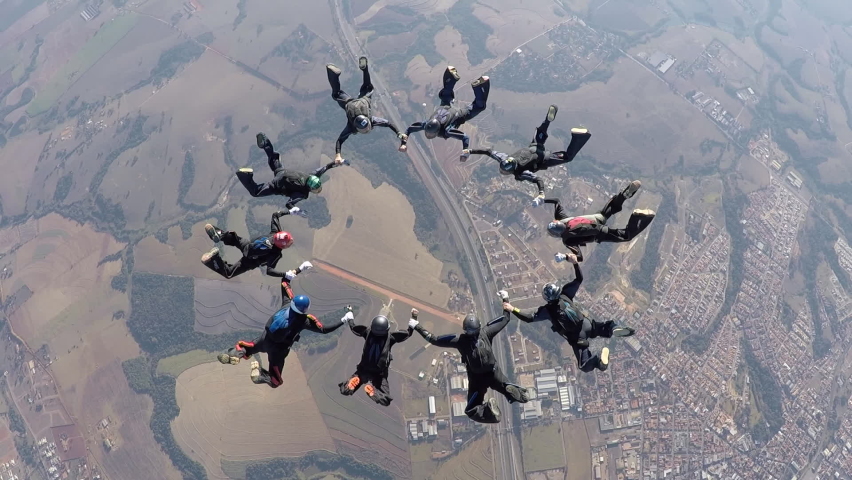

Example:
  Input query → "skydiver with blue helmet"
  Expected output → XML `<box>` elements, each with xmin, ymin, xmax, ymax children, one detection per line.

<box><xmin>338</xmin><ymin>308</ymin><xmax>416</xmax><ymax>406</ymax></box>
<box><xmin>409</xmin><ymin>307</ymin><xmax>529</xmax><ymax>424</ymax></box>
<box><xmin>468</xmin><ymin>105</ymin><xmax>591</xmax><ymax>205</ymax></box>
<box><xmin>326</xmin><ymin>57</ymin><xmax>407</xmax><ymax>162</ymax></box>
<box><xmin>501</xmin><ymin>257</ymin><xmax>635</xmax><ymax>373</ymax></box>
<box><xmin>217</xmin><ymin>261</ymin><xmax>345</xmax><ymax>388</ymax></box>
<box><xmin>399</xmin><ymin>66</ymin><xmax>490</xmax><ymax>161</ymax></box>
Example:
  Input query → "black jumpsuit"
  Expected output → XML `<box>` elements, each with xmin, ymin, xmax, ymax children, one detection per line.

<box><xmin>327</xmin><ymin>64</ymin><xmax>401</xmax><ymax>156</ymax></box>
<box><xmin>402</xmin><ymin>68</ymin><xmax>490</xmax><ymax>150</ymax></box>
<box><xmin>236</xmin><ymin>279</ymin><xmax>343</xmax><ymax>388</ymax></box>
<box><xmin>548</xmin><ymin>193</ymin><xmax>654</xmax><ymax>249</ymax></box>
<box><xmin>413</xmin><ymin>311</ymin><xmax>527</xmax><ymax>423</ymax></box>
<box><xmin>236</xmin><ymin>136</ymin><xmax>340</xmax><ymax>209</ymax></box>
<box><xmin>338</xmin><ymin>322</ymin><xmax>413</xmax><ymax>406</ymax></box>
<box><xmin>510</xmin><ymin>263</ymin><xmax>614</xmax><ymax>372</ymax></box>
<box><xmin>203</xmin><ymin>211</ymin><xmax>292</xmax><ymax>279</ymax></box>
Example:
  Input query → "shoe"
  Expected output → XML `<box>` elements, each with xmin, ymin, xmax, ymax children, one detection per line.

<box><xmin>612</xmin><ymin>325</ymin><xmax>636</xmax><ymax>337</ymax></box>
<box><xmin>358</xmin><ymin>56</ymin><xmax>368</xmax><ymax>71</ymax></box>
<box><xmin>217</xmin><ymin>346</ymin><xmax>245</xmax><ymax>365</ymax></box>
<box><xmin>633</xmin><ymin>208</ymin><xmax>656</xmax><ymax>217</ymax></box>
<box><xmin>238</xmin><ymin>167</ymin><xmax>253</xmax><ymax>174</ymax></box>
<box><xmin>446</xmin><ymin>66</ymin><xmax>460</xmax><ymax>80</ymax></box>
<box><xmin>201</xmin><ymin>247</ymin><xmax>220</xmax><ymax>264</ymax></box>
<box><xmin>205</xmin><ymin>224</ymin><xmax>224</xmax><ymax>243</ymax></box>
<box><xmin>599</xmin><ymin>348</ymin><xmax>610</xmax><ymax>371</ymax></box>
<box><xmin>347</xmin><ymin>376</ymin><xmax>361</xmax><ymax>390</ymax></box>
<box><xmin>505</xmin><ymin>384</ymin><xmax>530</xmax><ymax>403</ymax></box>
<box><xmin>487</xmin><ymin>397</ymin><xmax>501</xmax><ymax>422</ymax></box>
<box><xmin>546</xmin><ymin>104</ymin><xmax>558</xmax><ymax>122</ymax></box>
<box><xmin>571</xmin><ymin>127</ymin><xmax>589</xmax><ymax>135</ymax></box>
<box><xmin>364</xmin><ymin>384</ymin><xmax>375</xmax><ymax>397</ymax></box>
<box><xmin>471</xmin><ymin>76</ymin><xmax>489</xmax><ymax>87</ymax></box>
<box><xmin>256</xmin><ymin>133</ymin><xmax>271</xmax><ymax>150</ymax></box>
<box><xmin>249</xmin><ymin>361</ymin><xmax>261</xmax><ymax>382</ymax></box>
<box><xmin>326</xmin><ymin>63</ymin><xmax>341</xmax><ymax>75</ymax></box>
<box><xmin>622</xmin><ymin>180</ymin><xmax>641</xmax><ymax>199</ymax></box>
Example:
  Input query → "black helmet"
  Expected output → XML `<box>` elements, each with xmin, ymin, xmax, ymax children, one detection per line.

<box><xmin>354</xmin><ymin>115</ymin><xmax>372</xmax><ymax>133</ymax></box>
<box><xmin>499</xmin><ymin>157</ymin><xmax>516</xmax><ymax>175</ymax></box>
<box><xmin>370</xmin><ymin>315</ymin><xmax>389</xmax><ymax>335</ymax></box>
<box><xmin>542</xmin><ymin>283</ymin><xmax>560</xmax><ymax>302</ymax></box>
<box><xmin>462</xmin><ymin>314</ymin><xmax>481</xmax><ymax>336</ymax></box>
<box><xmin>424</xmin><ymin>118</ymin><xmax>441</xmax><ymax>139</ymax></box>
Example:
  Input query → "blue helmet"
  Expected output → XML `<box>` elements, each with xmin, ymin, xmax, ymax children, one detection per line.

<box><xmin>499</xmin><ymin>157</ymin><xmax>516</xmax><ymax>175</ymax></box>
<box><xmin>292</xmin><ymin>295</ymin><xmax>310</xmax><ymax>314</ymax></box>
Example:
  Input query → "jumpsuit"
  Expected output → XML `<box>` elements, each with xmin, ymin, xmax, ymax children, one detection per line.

<box><xmin>203</xmin><ymin>211</ymin><xmax>292</xmax><ymax>279</ymax></box>
<box><xmin>548</xmin><ymin>192</ymin><xmax>654</xmax><ymax>248</ymax></box>
<box><xmin>338</xmin><ymin>323</ymin><xmax>413</xmax><ymax>406</ymax></box>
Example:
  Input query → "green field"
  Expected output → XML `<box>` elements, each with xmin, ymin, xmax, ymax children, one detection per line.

<box><xmin>522</xmin><ymin>423</ymin><xmax>566</xmax><ymax>473</ymax></box>
<box><xmin>156</xmin><ymin>349</ymin><xmax>216</xmax><ymax>377</ymax></box>
<box><xmin>0</xmin><ymin>0</ymin><xmax>45</xmax><ymax>33</ymax></box>
<box><xmin>27</xmin><ymin>13</ymin><xmax>139</xmax><ymax>115</ymax></box>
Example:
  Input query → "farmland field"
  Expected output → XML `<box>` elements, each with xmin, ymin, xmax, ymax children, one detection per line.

<box><xmin>156</xmin><ymin>350</ymin><xmax>217</xmax><ymax>377</ymax></box>
<box><xmin>522</xmin><ymin>423</ymin><xmax>566</xmax><ymax>473</ymax></box>
<box><xmin>427</xmin><ymin>434</ymin><xmax>494</xmax><ymax>480</ymax></box>
<box><xmin>562</xmin><ymin>420</ymin><xmax>592</xmax><ymax>480</ymax></box>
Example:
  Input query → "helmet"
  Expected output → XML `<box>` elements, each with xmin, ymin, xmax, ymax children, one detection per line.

<box><xmin>354</xmin><ymin>115</ymin><xmax>372</xmax><ymax>133</ymax></box>
<box><xmin>542</xmin><ymin>283</ymin><xmax>560</xmax><ymax>302</ymax></box>
<box><xmin>462</xmin><ymin>314</ymin><xmax>481</xmax><ymax>336</ymax></box>
<box><xmin>547</xmin><ymin>221</ymin><xmax>566</xmax><ymax>238</ymax></box>
<box><xmin>306</xmin><ymin>175</ymin><xmax>322</xmax><ymax>193</ymax></box>
<box><xmin>272</xmin><ymin>231</ymin><xmax>293</xmax><ymax>249</ymax></box>
<box><xmin>424</xmin><ymin>118</ymin><xmax>441</xmax><ymax>139</ymax></box>
<box><xmin>499</xmin><ymin>157</ymin><xmax>516</xmax><ymax>175</ymax></box>
<box><xmin>370</xmin><ymin>315</ymin><xmax>390</xmax><ymax>335</ymax></box>
<box><xmin>291</xmin><ymin>295</ymin><xmax>310</xmax><ymax>314</ymax></box>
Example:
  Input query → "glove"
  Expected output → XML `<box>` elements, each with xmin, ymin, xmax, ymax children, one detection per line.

<box><xmin>299</xmin><ymin>261</ymin><xmax>313</xmax><ymax>271</ymax></box>
<box><xmin>398</xmin><ymin>144</ymin><xmax>408</xmax><ymax>152</ymax></box>
<box><xmin>398</xmin><ymin>133</ymin><xmax>408</xmax><ymax>141</ymax></box>
<box><xmin>497</xmin><ymin>290</ymin><xmax>509</xmax><ymax>301</ymax></box>
<box><xmin>532</xmin><ymin>195</ymin><xmax>544</xmax><ymax>207</ymax></box>
<box><xmin>342</xmin><ymin>158</ymin><xmax>351</xmax><ymax>166</ymax></box>
<box><xmin>288</xmin><ymin>206</ymin><xmax>301</xmax><ymax>215</ymax></box>
<box><xmin>460</xmin><ymin>149</ymin><xmax>470</xmax><ymax>161</ymax></box>
<box><xmin>555</xmin><ymin>253</ymin><xmax>568</xmax><ymax>263</ymax></box>
<box><xmin>346</xmin><ymin>305</ymin><xmax>353</xmax><ymax>312</ymax></box>
<box><xmin>408</xmin><ymin>318</ymin><xmax>419</xmax><ymax>329</ymax></box>
<box><xmin>343</xmin><ymin>311</ymin><xmax>355</xmax><ymax>322</ymax></box>
<box><xmin>410</xmin><ymin>308</ymin><xmax>419</xmax><ymax>319</ymax></box>
<box><xmin>284</xmin><ymin>270</ymin><xmax>297</xmax><ymax>281</ymax></box>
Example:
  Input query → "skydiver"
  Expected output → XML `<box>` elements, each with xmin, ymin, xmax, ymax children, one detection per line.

<box><xmin>399</xmin><ymin>66</ymin><xmax>490</xmax><ymax>161</ymax></box>
<box><xmin>501</xmin><ymin>257</ymin><xmax>635</xmax><ymax>373</ymax></box>
<box><xmin>468</xmin><ymin>105</ymin><xmax>591</xmax><ymax>205</ymax></box>
<box><xmin>338</xmin><ymin>308</ymin><xmax>415</xmax><ymax>406</ymax></box>
<box><xmin>409</xmin><ymin>309</ymin><xmax>529</xmax><ymax>424</ymax></box>
<box><xmin>546</xmin><ymin>180</ymin><xmax>655</xmax><ymax>262</ymax></box>
<box><xmin>326</xmin><ymin>57</ymin><xmax>407</xmax><ymax>162</ymax></box>
<box><xmin>217</xmin><ymin>261</ymin><xmax>346</xmax><ymax>388</ymax></box>
<box><xmin>236</xmin><ymin>132</ymin><xmax>346</xmax><ymax>209</ymax></box>
<box><xmin>201</xmin><ymin>208</ymin><xmax>298</xmax><ymax>279</ymax></box>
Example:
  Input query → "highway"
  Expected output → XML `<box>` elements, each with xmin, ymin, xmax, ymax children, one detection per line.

<box><xmin>328</xmin><ymin>2</ymin><xmax>522</xmax><ymax>478</ymax></box>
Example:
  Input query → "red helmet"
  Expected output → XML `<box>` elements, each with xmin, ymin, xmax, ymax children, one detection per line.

<box><xmin>272</xmin><ymin>231</ymin><xmax>293</xmax><ymax>249</ymax></box>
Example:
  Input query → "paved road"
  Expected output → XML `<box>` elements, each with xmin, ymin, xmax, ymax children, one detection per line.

<box><xmin>327</xmin><ymin>3</ymin><xmax>522</xmax><ymax>478</ymax></box>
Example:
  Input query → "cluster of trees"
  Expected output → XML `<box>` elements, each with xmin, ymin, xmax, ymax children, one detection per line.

<box><xmin>630</xmin><ymin>189</ymin><xmax>677</xmax><ymax>293</ymax></box>
<box><xmin>265</xmin><ymin>24</ymin><xmax>319</xmax><ymax>63</ymax></box>
<box><xmin>126</xmin><ymin>41</ymin><xmax>206</xmax><ymax>93</ymax></box>
<box><xmin>741</xmin><ymin>339</ymin><xmax>784</xmax><ymax>444</ymax></box>
<box><xmin>447</xmin><ymin>0</ymin><xmax>494</xmax><ymax>66</ymax></box>
<box><xmin>245</xmin><ymin>451</ymin><xmax>393</xmax><ymax>480</ymax></box>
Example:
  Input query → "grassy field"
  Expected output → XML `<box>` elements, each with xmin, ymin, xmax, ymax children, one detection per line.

<box><xmin>522</xmin><ymin>423</ymin><xmax>566</xmax><ymax>473</ymax></box>
<box><xmin>156</xmin><ymin>350</ymin><xmax>216</xmax><ymax>377</ymax></box>
<box><xmin>27</xmin><ymin>13</ymin><xmax>139</xmax><ymax>115</ymax></box>
<box><xmin>427</xmin><ymin>434</ymin><xmax>493</xmax><ymax>480</ymax></box>
<box><xmin>0</xmin><ymin>0</ymin><xmax>45</xmax><ymax>33</ymax></box>
<box><xmin>562</xmin><ymin>420</ymin><xmax>592</xmax><ymax>480</ymax></box>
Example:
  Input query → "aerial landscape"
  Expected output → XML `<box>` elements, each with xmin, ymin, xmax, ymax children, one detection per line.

<box><xmin>2</xmin><ymin>0</ymin><xmax>852</xmax><ymax>479</ymax></box>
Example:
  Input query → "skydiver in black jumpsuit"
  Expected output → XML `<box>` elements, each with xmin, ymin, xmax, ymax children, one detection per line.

<box><xmin>410</xmin><ymin>310</ymin><xmax>529</xmax><ymax>423</ymax></box>
<box><xmin>326</xmin><ymin>56</ymin><xmax>407</xmax><ymax>162</ymax></box>
<box><xmin>400</xmin><ymin>66</ymin><xmax>490</xmax><ymax>161</ymax></box>
<box><xmin>546</xmin><ymin>180</ymin><xmax>655</xmax><ymax>263</ymax></box>
<box><xmin>201</xmin><ymin>210</ymin><xmax>296</xmax><ymax>279</ymax></box>
<box><xmin>501</xmin><ymin>260</ymin><xmax>635</xmax><ymax>373</ymax></box>
<box><xmin>217</xmin><ymin>263</ymin><xmax>345</xmax><ymax>388</ymax></box>
<box><xmin>468</xmin><ymin>105</ymin><xmax>591</xmax><ymax>204</ymax></box>
<box><xmin>236</xmin><ymin>132</ymin><xmax>345</xmax><ymax>209</ymax></box>
<box><xmin>338</xmin><ymin>308</ymin><xmax>415</xmax><ymax>406</ymax></box>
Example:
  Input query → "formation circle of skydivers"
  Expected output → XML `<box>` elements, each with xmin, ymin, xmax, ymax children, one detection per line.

<box><xmin>201</xmin><ymin>57</ymin><xmax>657</xmax><ymax>424</ymax></box>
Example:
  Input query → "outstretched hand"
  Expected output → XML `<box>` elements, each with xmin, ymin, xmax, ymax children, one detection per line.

<box><xmin>497</xmin><ymin>290</ymin><xmax>509</xmax><ymax>301</ymax></box>
<box><xmin>299</xmin><ymin>261</ymin><xmax>313</xmax><ymax>272</ymax></box>
<box><xmin>502</xmin><ymin>302</ymin><xmax>514</xmax><ymax>312</ymax></box>
<box><xmin>408</xmin><ymin>318</ymin><xmax>419</xmax><ymax>329</ymax></box>
<box><xmin>459</xmin><ymin>149</ymin><xmax>470</xmax><ymax>161</ymax></box>
<box><xmin>554</xmin><ymin>253</ymin><xmax>567</xmax><ymax>263</ymax></box>
<box><xmin>284</xmin><ymin>270</ymin><xmax>297</xmax><ymax>281</ymax></box>
<box><xmin>398</xmin><ymin>144</ymin><xmax>408</xmax><ymax>152</ymax></box>
<box><xmin>342</xmin><ymin>311</ymin><xmax>355</xmax><ymax>322</ymax></box>
<box><xmin>531</xmin><ymin>195</ymin><xmax>544</xmax><ymax>207</ymax></box>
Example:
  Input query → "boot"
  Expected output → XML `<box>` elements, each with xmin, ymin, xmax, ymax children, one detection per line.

<box><xmin>446</xmin><ymin>66</ymin><xmax>460</xmax><ymax>81</ymax></box>
<box><xmin>250</xmin><ymin>360</ymin><xmax>262</xmax><ymax>383</ymax></box>
<box><xmin>633</xmin><ymin>208</ymin><xmax>655</xmax><ymax>217</ymax></box>
<box><xmin>346</xmin><ymin>375</ymin><xmax>360</xmax><ymax>391</ymax></box>
<box><xmin>358</xmin><ymin>56</ymin><xmax>368</xmax><ymax>71</ymax></box>
<box><xmin>237</xmin><ymin>167</ymin><xmax>253</xmax><ymax>175</ymax></box>
<box><xmin>205</xmin><ymin>224</ymin><xmax>224</xmax><ymax>243</ymax></box>
<box><xmin>612</xmin><ymin>325</ymin><xmax>636</xmax><ymax>337</ymax></box>
<box><xmin>217</xmin><ymin>345</ymin><xmax>246</xmax><ymax>365</ymax></box>
<box><xmin>621</xmin><ymin>180</ymin><xmax>641</xmax><ymax>199</ymax></box>
<box><xmin>326</xmin><ymin>63</ymin><xmax>342</xmax><ymax>76</ymax></box>
<box><xmin>505</xmin><ymin>384</ymin><xmax>530</xmax><ymax>403</ymax></box>
<box><xmin>201</xmin><ymin>247</ymin><xmax>220</xmax><ymax>265</ymax></box>
<box><xmin>598</xmin><ymin>348</ymin><xmax>610</xmax><ymax>371</ymax></box>
<box><xmin>546</xmin><ymin>104</ymin><xmax>558</xmax><ymax>122</ymax></box>
<box><xmin>487</xmin><ymin>397</ymin><xmax>501</xmax><ymax>422</ymax></box>
<box><xmin>471</xmin><ymin>75</ymin><xmax>489</xmax><ymax>87</ymax></box>
<box><xmin>256</xmin><ymin>132</ymin><xmax>271</xmax><ymax>150</ymax></box>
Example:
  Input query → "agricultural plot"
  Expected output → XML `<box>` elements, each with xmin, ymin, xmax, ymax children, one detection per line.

<box><xmin>562</xmin><ymin>420</ymin><xmax>592</xmax><ymax>480</ymax></box>
<box><xmin>156</xmin><ymin>350</ymin><xmax>216</xmax><ymax>377</ymax></box>
<box><xmin>522</xmin><ymin>423</ymin><xmax>566</xmax><ymax>473</ymax></box>
<box><xmin>427</xmin><ymin>434</ymin><xmax>494</xmax><ymax>480</ymax></box>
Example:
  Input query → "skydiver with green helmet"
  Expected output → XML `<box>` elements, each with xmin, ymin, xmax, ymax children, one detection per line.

<box><xmin>236</xmin><ymin>132</ymin><xmax>346</xmax><ymax>209</ymax></box>
<box><xmin>468</xmin><ymin>105</ymin><xmax>591</xmax><ymax>205</ymax></box>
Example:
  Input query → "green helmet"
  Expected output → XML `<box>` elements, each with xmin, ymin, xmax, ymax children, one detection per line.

<box><xmin>306</xmin><ymin>175</ymin><xmax>322</xmax><ymax>192</ymax></box>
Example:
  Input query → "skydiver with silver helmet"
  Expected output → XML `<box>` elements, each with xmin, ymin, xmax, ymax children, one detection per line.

<box><xmin>326</xmin><ymin>57</ymin><xmax>407</xmax><ymax>162</ymax></box>
<box><xmin>501</xmin><ymin>257</ymin><xmax>635</xmax><ymax>373</ymax></box>
<box><xmin>409</xmin><ymin>306</ymin><xmax>528</xmax><ymax>424</ymax></box>
<box><xmin>201</xmin><ymin>209</ymin><xmax>298</xmax><ymax>279</ymax></box>
<box><xmin>338</xmin><ymin>308</ymin><xmax>416</xmax><ymax>406</ymax></box>
<box><xmin>235</xmin><ymin>132</ymin><xmax>346</xmax><ymax>209</ymax></box>
<box><xmin>400</xmin><ymin>66</ymin><xmax>490</xmax><ymax>161</ymax></box>
<box><xmin>217</xmin><ymin>261</ymin><xmax>346</xmax><ymax>388</ymax></box>
<box><xmin>468</xmin><ymin>104</ymin><xmax>591</xmax><ymax>205</ymax></box>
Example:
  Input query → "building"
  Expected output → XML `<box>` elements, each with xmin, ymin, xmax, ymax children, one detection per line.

<box><xmin>625</xmin><ymin>337</ymin><xmax>642</xmax><ymax>353</ymax></box>
<box><xmin>648</xmin><ymin>51</ymin><xmax>668</xmax><ymax>68</ymax></box>
<box><xmin>450</xmin><ymin>375</ymin><xmax>468</xmax><ymax>391</ymax></box>
<box><xmin>535</xmin><ymin>368</ymin><xmax>558</xmax><ymax>396</ymax></box>
<box><xmin>559</xmin><ymin>386</ymin><xmax>572</xmax><ymax>410</ymax></box>
<box><xmin>658</xmin><ymin>57</ymin><xmax>676</xmax><ymax>74</ymax></box>
<box><xmin>452</xmin><ymin>401</ymin><xmax>467</xmax><ymax>417</ymax></box>
<box><xmin>79</xmin><ymin>4</ymin><xmax>100</xmax><ymax>21</ymax></box>
<box><xmin>521</xmin><ymin>400</ymin><xmax>542</xmax><ymax>421</ymax></box>
<box><xmin>428</xmin><ymin>396</ymin><xmax>436</xmax><ymax>416</ymax></box>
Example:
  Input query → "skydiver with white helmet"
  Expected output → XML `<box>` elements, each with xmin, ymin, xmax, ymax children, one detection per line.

<box><xmin>201</xmin><ymin>209</ymin><xmax>298</xmax><ymax>279</ymax></box>
<box><xmin>236</xmin><ymin>132</ymin><xmax>345</xmax><ymax>209</ymax></box>
<box><xmin>409</xmin><ymin>307</ymin><xmax>528</xmax><ymax>423</ymax></box>
<box><xmin>338</xmin><ymin>308</ymin><xmax>416</xmax><ymax>406</ymax></box>
<box><xmin>217</xmin><ymin>261</ymin><xmax>346</xmax><ymax>388</ymax></box>
<box><xmin>326</xmin><ymin>57</ymin><xmax>407</xmax><ymax>162</ymax></box>
<box><xmin>546</xmin><ymin>180</ymin><xmax>655</xmax><ymax>262</ymax></box>
<box><xmin>501</xmin><ymin>256</ymin><xmax>635</xmax><ymax>373</ymax></box>
<box><xmin>468</xmin><ymin>105</ymin><xmax>591</xmax><ymax>205</ymax></box>
<box><xmin>399</xmin><ymin>66</ymin><xmax>490</xmax><ymax>161</ymax></box>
